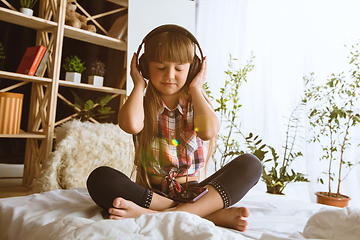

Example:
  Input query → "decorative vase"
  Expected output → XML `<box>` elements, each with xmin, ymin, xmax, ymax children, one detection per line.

<box><xmin>315</xmin><ymin>191</ymin><xmax>351</xmax><ymax>208</ymax></box>
<box><xmin>0</xmin><ymin>92</ymin><xmax>23</xmax><ymax>134</ymax></box>
<box><xmin>88</xmin><ymin>75</ymin><xmax>104</xmax><ymax>87</ymax></box>
<box><xmin>65</xmin><ymin>72</ymin><xmax>81</xmax><ymax>83</ymax></box>
<box><xmin>20</xmin><ymin>8</ymin><xmax>33</xmax><ymax>16</ymax></box>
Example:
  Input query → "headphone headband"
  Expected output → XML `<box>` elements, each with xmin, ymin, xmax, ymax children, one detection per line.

<box><xmin>136</xmin><ymin>24</ymin><xmax>203</xmax><ymax>81</ymax></box>
<box><xmin>143</xmin><ymin>24</ymin><xmax>200</xmax><ymax>46</ymax></box>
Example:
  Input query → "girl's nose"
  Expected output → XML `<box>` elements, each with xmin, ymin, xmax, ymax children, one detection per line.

<box><xmin>166</xmin><ymin>68</ymin><xmax>176</xmax><ymax>80</ymax></box>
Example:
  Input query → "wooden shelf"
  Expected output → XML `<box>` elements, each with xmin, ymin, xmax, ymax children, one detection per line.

<box><xmin>0</xmin><ymin>7</ymin><xmax>126</xmax><ymax>51</ymax></box>
<box><xmin>0</xmin><ymin>70</ymin><xmax>52</xmax><ymax>84</ymax></box>
<box><xmin>0</xmin><ymin>7</ymin><xmax>57</xmax><ymax>30</ymax></box>
<box><xmin>0</xmin><ymin>130</ymin><xmax>46</xmax><ymax>139</ymax></box>
<box><xmin>59</xmin><ymin>80</ymin><xmax>126</xmax><ymax>94</ymax></box>
<box><xmin>64</xmin><ymin>25</ymin><xmax>126</xmax><ymax>51</ymax></box>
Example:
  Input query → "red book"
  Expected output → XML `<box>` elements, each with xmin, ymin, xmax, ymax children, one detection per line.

<box><xmin>16</xmin><ymin>45</ymin><xmax>47</xmax><ymax>76</ymax></box>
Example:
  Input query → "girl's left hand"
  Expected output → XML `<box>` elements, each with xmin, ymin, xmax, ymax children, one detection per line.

<box><xmin>189</xmin><ymin>57</ymin><xmax>207</xmax><ymax>91</ymax></box>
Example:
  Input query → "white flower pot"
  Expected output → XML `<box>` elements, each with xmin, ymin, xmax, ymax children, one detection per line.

<box><xmin>20</xmin><ymin>8</ymin><xmax>33</xmax><ymax>16</ymax></box>
<box><xmin>65</xmin><ymin>72</ymin><xmax>81</xmax><ymax>83</ymax></box>
<box><xmin>88</xmin><ymin>76</ymin><xmax>104</xmax><ymax>87</ymax></box>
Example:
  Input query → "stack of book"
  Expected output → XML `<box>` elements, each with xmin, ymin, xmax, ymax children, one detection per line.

<box><xmin>16</xmin><ymin>45</ymin><xmax>51</xmax><ymax>76</ymax></box>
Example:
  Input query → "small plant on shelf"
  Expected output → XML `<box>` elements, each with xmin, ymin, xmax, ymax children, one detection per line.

<box><xmin>70</xmin><ymin>90</ymin><xmax>115</xmax><ymax>121</ymax></box>
<box><xmin>63</xmin><ymin>55</ymin><xmax>86</xmax><ymax>74</ymax></box>
<box><xmin>63</xmin><ymin>55</ymin><xmax>85</xmax><ymax>83</ymax></box>
<box><xmin>20</xmin><ymin>0</ymin><xmax>38</xmax><ymax>9</ymax></box>
<box><xmin>90</xmin><ymin>60</ymin><xmax>106</xmax><ymax>77</ymax></box>
<box><xmin>88</xmin><ymin>60</ymin><xmax>106</xmax><ymax>86</ymax></box>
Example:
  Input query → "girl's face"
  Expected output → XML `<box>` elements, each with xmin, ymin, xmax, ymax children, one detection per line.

<box><xmin>148</xmin><ymin>61</ymin><xmax>191</xmax><ymax>97</ymax></box>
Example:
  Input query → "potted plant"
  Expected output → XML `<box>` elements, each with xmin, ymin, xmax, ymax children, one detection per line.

<box><xmin>63</xmin><ymin>55</ymin><xmax>85</xmax><ymax>84</ymax></box>
<box><xmin>20</xmin><ymin>0</ymin><xmax>38</xmax><ymax>16</ymax></box>
<box><xmin>303</xmin><ymin>43</ymin><xmax>360</xmax><ymax>207</ymax></box>
<box><xmin>204</xmin><ymin>54</ymin><xmax>309</xmax><ymax>194</ymax></box>
<box><xmin>88</xmin><ymin>60</ymin><xmax>106</xmax><ymax>87</ymax></box>
<box><xmin>69</xmin><ymin>90</ymin><xmax>115</xmax><ymax>121</ymax></box>
<box><xmin>258</xmin><ymin>101</ymin><xmax>309</xmax><ymax>194</ymax></box>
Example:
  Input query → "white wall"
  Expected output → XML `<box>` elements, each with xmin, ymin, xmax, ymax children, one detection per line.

<box><xmin>127</xmin><ymin>0</ymin><xmax>195</xmax><ymax>95</ymax></box>
<box><xmin>196</xmin><ymin>0</ymin><xmax>360</xmax><ymax>208</ymax></box>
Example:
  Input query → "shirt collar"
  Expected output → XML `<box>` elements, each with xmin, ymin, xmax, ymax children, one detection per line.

<box><xmin>159</xmin><ymin>97</ymin><xmax>186</xmax><ymax>115</ymax></box>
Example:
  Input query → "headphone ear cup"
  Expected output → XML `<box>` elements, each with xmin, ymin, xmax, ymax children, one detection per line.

<box><xmin>187</xmin><ymin>56</ymin><xmax>201</xmax><ymax>82</ymax></box>
<box><xmin>138</xmin><ymin>55</ymin><xmax>149</xmax><ymax>79</ymax></box>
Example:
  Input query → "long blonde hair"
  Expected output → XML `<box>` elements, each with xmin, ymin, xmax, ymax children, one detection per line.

<box><xmin>134</xmin><ymin>31</ymin><xmax>215</xmax><ymax>189</ymax></box>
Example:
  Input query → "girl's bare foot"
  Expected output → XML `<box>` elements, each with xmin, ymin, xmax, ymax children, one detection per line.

<box><xmin>205</xmin><ymin>207</ymin><xmax>250</xmax><ymax>232</ymax></box>
<box><xmin>109</xmin><ymin>197</ymin><xmax>157</xmax><ymax>219</ymax></box>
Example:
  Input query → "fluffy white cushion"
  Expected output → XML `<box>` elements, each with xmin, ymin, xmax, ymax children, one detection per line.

<box><xmin>31</xmin><ymin>120</ymin><xmax>135</xmax><ymax>192</ymax></box>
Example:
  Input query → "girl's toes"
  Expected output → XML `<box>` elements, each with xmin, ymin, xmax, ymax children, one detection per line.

<box><xmin>240</xmin><ymin>207</ymin><xmax>250</xmax><ymax>218</ymax></box>
<box><xmin>113</xmin><ymin>197</ymin><xmax>126</xmax><ymax>209</ymax></box>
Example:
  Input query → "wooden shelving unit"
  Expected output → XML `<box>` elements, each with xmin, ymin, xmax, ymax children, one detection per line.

<box><xmin>0</xmin><ymin>0</ymin><xmax>128</xmax><ymax>188</ymax></box>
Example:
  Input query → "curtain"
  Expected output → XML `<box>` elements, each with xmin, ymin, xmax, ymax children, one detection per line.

<box><xmin>196</xmin><ymin>0</ymin><xmax>360</xmax><ymax>207</ymax></box>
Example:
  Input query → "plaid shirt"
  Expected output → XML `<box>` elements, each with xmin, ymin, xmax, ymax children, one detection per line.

<box><xmin>134</xmin><ymin>97</ymin><xmax>205</xmax><ymax>198</ymax></box>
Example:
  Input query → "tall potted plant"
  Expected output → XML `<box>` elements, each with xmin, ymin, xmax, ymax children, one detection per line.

<box><xmin>303</xmin><ymin>43</ymin><xmax>360</xmax><ymax>207</ymax></box>
<box><xmin>63</xmin><ymin>55</ymin><xmax>85</xmax><ymax>84</ymax></box>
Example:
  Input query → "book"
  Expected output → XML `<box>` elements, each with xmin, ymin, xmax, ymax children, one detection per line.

<box><xmin>107</xmin><ymin>14</ymin><xmax>128</xmax><ymax>41</ymax></box>
<box><xmin>16</xmin><ymin>45</ymin><xmax>47</xmax><ymax>76</ymax></box>
<box><xmin>34</xmin><ymin>49</ymin><xmax>51</xmax><ymax>76</ymax></box>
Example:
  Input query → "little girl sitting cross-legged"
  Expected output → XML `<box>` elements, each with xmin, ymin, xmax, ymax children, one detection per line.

<box><xmin>86</xmin><ymin>24</ymin><xmax>262</xmax><ymax>232</ymax></box>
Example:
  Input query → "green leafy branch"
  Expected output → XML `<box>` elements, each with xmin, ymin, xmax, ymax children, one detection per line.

<box><xmin>70</xmin><ymin>89</ymin><xmax>115</xmax><ymax>121</ymax></box>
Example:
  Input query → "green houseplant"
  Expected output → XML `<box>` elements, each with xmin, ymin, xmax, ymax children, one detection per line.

<box><xmin>88</xmin><ymin>60</ymin><xmax>106</xmax><ymax>87</ymax></box>
<box><xmin>259</xmin><ymin>101</ymin><xmax>309</xmax><ymax>194</ymax></box>
<box><xmin>20</xmin><ymin>0</ymin><xmax>38</xmax><ymax>16</ymax></box>
<box><xmin>303</xmin><ymin>43</ymin><xmax>360</xmax><ymax>207</ymax></box>
<box><xmin>63</xmin><ymin>55</ymin><xmax>86</xmax><ymax>84</ymax></box>
<box><xmin>69</xmin><ymin>90</ymin><xmax>115</xmax><ymax>121</ymax></box>
<box><xmin>205</xmin><ymin>54</ymin><xmax>309</xmax><ymax>195</ymax></box>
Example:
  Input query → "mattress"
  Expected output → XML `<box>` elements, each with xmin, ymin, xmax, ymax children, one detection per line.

<box><xmin>0</xmin><ymin>187</ymin><xmax>359</xmax><ymax>240</ymax></box>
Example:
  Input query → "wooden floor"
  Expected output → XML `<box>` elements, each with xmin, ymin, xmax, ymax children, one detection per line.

<box><xmin>0</xmin><ymin>185</ymin><xmax>30</xmax><ymax>198</ymax></box>
<box><xmin>0</xmin><ymin>163</ymin><xmax>30</xmax><ymax>198</ymax></box>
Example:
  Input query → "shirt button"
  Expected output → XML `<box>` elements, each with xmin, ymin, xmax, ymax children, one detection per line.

<box><xmin>171</xmin><ymin>132</ymin><xmax>175</xmax><ymax>136</ymax></box>
<box><xmin>169</xmin><ymin>113</ymin><xmax>174</xmax><ymax>116</ymax></box>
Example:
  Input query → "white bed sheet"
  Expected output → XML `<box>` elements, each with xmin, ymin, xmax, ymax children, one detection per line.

<box><xmin>0</xmin><ymin>188</ymin><xmax>359</xmax><ymax>240</ymax></box>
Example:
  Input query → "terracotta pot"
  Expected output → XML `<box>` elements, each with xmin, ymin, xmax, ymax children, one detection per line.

<box><xmin>315</xmin><ymin>191</ymin><xmax>351</xmax><ymax>208</ymax></box>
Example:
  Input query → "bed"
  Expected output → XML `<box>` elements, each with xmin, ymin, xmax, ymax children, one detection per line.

<box><xmin>1</xmin><ymin>187</ymin><xmax>360</xmax><ymax>240</ymax></box>
<box><xmin>1</xmin><ymin>121</ymin><xmax>359</xmax><ymax>240</ymax></box>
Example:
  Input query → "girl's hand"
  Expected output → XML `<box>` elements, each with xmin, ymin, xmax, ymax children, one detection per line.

<box><xmin>189</xmin><ymin>57</ymin><xmax>207</xmax><ymax>91</ymax></box>
<box><xmin>130</xmin><ymin>53</ymin><xmax>147</xmax><ymax>89</ymax></box>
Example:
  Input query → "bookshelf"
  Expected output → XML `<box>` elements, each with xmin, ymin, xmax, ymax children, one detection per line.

<box><xmin>0</xmin><ymin>0</ymin><xmax>128</xmax><ymax>187</ymax></box>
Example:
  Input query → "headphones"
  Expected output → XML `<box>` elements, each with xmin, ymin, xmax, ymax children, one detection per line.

<box><xmin>136</xmin><ymin>24</ymin><xmax>204</xmax><ymax>82</ymax></box>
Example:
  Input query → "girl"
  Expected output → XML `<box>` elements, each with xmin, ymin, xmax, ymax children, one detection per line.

<box><xmin>87</xmin><ymin>25</ymin><xmax>262</xmax><ymax>232</ymax></box>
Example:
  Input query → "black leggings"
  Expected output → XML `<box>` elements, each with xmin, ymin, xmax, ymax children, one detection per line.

<box><xmin>87</xmin><ymin>153</ymin><xmax>262</xmax><ymax>211</ymax></box>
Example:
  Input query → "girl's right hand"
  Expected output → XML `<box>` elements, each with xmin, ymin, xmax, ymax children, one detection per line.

<box><xmin>130</xmin><ymin>53</ymin><xmax>147</xmax><ymax>89</ymax></box>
